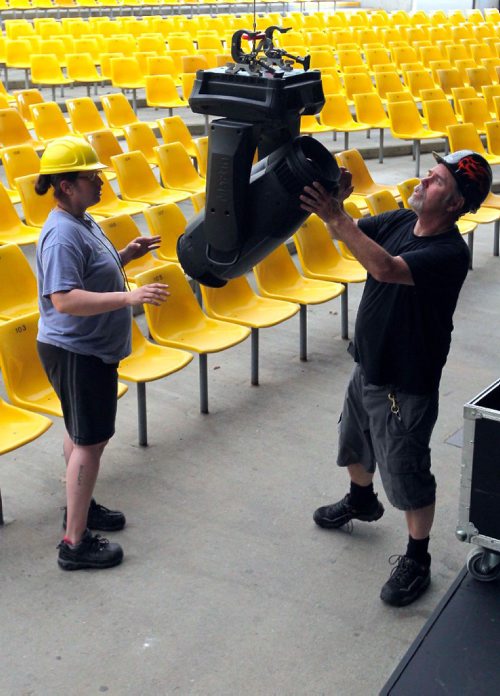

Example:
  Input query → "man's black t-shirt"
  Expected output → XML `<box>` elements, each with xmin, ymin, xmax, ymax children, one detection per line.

<box><xmin>353</xmin><ymin>209</ymin><xmax>470</xmax><ymax>394</ymax></box>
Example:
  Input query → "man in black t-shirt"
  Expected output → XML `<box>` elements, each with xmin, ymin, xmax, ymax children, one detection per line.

<box><xmin>300</xmin><ymin>150</ymin><xmax>492</xmax><ymax>607</ymax></box>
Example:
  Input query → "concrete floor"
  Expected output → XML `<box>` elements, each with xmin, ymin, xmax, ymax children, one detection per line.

<box><xmin>1</xmin><ymin>81</ymin><xmax>500</xmax><ymax>695</ymax></box>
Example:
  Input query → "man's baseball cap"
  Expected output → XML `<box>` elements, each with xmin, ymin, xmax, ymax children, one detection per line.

<box><xmin>432</xmin><ymin>150</ymin><xmax>492</xmax><ymax>214</ymax></box>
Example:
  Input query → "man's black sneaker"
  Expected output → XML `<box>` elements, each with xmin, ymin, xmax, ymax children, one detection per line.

<box><xmin>380</xmin><ymin>554</ymin><xmax>431</xmax><ymax>607</ymax></box>
<box><xmin>63</xmin><ymin>498</ymin><xmax>126</xmax><ymax>532</ymax></box>
<box><xmin>313</xmin><ymin>493</ymin><xmax>384</xmax><ymax>529</ymax></box>
<box><xmin>57</xmin><ymin>529</ymin><xmax>124</xmax><ymax>571</ymax></box>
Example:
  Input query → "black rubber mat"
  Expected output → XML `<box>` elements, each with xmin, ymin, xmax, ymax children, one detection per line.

<box><xmin>381</xmin><ymin>567</ymin><xmax>500</xmax><ymax>695</ymax></box>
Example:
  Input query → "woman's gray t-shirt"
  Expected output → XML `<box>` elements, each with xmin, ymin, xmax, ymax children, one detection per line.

<box><xmin>37</xmin><ymin>208</ymin><xmax>132</xmax><ymax>364</ymax></box>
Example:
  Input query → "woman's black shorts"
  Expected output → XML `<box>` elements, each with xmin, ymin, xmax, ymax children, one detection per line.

<box><xmin>37</xmin><ymin>341</ymin><xmax>118</xmax><ymax>446</ymax></box>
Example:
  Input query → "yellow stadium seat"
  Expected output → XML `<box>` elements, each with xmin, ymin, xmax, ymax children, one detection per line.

<box><xmin>135</xmin><ymin>263</ymin><xmax>250</xmax><ymax>414</ymax></box>
<box><xmin>154</xmin><ymin>142</ymin><xmax>205</xmax><ymax>195</ymax></box>
<box><xmin>118</xmin><ymin>319</ymin><xmax>193</xmax><ymax>446</ymax></box>
<box><xmin>143</xmin><ymin>203</ymin><xmax>186</xmax><ymax>264</ymax></box>
<box><xmin>0</xmin><ymin>242</ymin><xmax>38</xmax><ymax>320</ymax></box>
<box><xmin>294</xmin><ymin>215</ymin><xmax>366</xmax><ymax>339</ymax></box>
<box><xmin>145</xmin><ymin>75</ymin><xmax>187</xmax><ymax>116</ymax></box>
<box><xmin>201</xmin><ymin>275</ymin><xmax>299</xmax><ymax>385</ymax></box>
<box><xmin>253</xmin><ymin>244</ymin><xmax>345</xmax><ymax>360</ymax></box>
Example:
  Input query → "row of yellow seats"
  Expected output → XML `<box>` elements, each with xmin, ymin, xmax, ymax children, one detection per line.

<box><xmin>1</xmin><ymin>11</ymin><xmax>268</xmax><ymax>39</ymax></box>
<box><xmin>279</xmin><ymin>21</ymin><xmax>500</xmax><ymax>55</ymax></box>
<box><xmin>282</xmin><ymin>7</ymin><xmax>500</xmax><ymax>31</ymax></box>
<box><xmin>1</xmin><ymin>32</ymin><xmax>231</xmax><ymax>58</ymax></box>
<box><xmin>303</xmin><ymin>40</ymin><xmax>500</xmax><ymax>73</ymax></box>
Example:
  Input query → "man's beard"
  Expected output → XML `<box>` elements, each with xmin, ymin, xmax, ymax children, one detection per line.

<box><xmin>408</xmin><ymin>188</ymin><xmax>423</xmax><ymax>213</ymax></box>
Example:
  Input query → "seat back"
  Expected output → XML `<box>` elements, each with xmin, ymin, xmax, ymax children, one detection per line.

<box><xmin>181</xmin><ymin>72</ymin><xmax>196</xmax><ymax>102</ymax></box>
<box><xmin>181</xmin><ymin>54</ymin><xmax>208</xmax><ymax>73</ymax></box>
<box><xmin>85</xmin><ymin>128</ymin><xmax>123</xmax><ymax>167</ymax></box>
<box><xmin>99</xmin><ymin>52</ymin><xmax>123</xmax><ymax>80</ymax></box>
<box><xmin>405</xmin><ymin>70</ymin><xmax>436</xmax><ymax>99</ymax></box>
<box><xmin>145</xmin><ymin>74</ymin><xmax>183</xmax><ymax>105</ymax></box>
<box><xmin>73</xmin><ymin>38</ymin><xmax>100</xmax><ymax>62</ymax></box>
<box><xmin>391</xmin><ymin>45</ymin><xmax>418</xmax><ymax>69</ymax></box>
<box><xmin>155</xmin><ymin>142</ymin><xmax>201</xmax><ymax>190</ymax></box>
<box><xmin>337</xmin><ymin>49</ymin><xmax>365</xmax><ymax>72</ymax></box>
<box><xmin>0</xmin><ymin>243</ymin><xmax>38</xmax><ymax>319</ymax></box>
<box><xmin>157</xmin><ymin>115</ymin><xmax>197</xmax><ymax>155</ymax></box>
<box><xmin>103</xmin><ymin>35</ymin><xmax>136</xmax><ymax>56</ymax></box>
<box><xmin>436</xmin><ymin>67</ymin><xmax>463</xmax><ymax>97</ymax></box>
<box><xmin>39</xmin><ymin>39</ymin><xmax>66</xmax><ymax>64</ymax></box>
<box><xmin>167</xmin><ymin>35</ymin><xmax>195</xmax><ymax>52</ymax></box>
<box><xmin>336</xmin><ymin>148</ymin><xmax>376</xmax><ymax>191</ymax></box>
<box><xmin>146</xmin><ymin>55</ymin><xmax>177</xmax><ymax>77</ymax></box>
<box><xmin>66</xmin><ymin>53</ymin><xmax>101</xmax><ymax>82</ymax></box>
<box><xmin>375</xmin><ymin>71</ymin><xmax>406</xmax><ymax>99</ymax></box>
<box><xmin>111</xmin><ymin>56</ymin><xmax>143</xmax><ymax>86</ymax></box>
<box><xmin>294</xmin><ymin>214</ymin><xmax>344</xmax><ymax>272</ymax></box>
<box><xmin>143</xmin><ymin>202</ymin><xmax>186</xmax><ymax>262</ymax></box>
<box><xmin>30</xmin><ymin>101</ymin><xmax>71</xmax><ymax>141</ymax></box>
<box><xmin>460</xmin><ymin>97</ymin><xmax>492</xmax><ymax>131</ymax></box>
<box><xmin>422</xmin><ymin>99</ymin><xmax>458</xmax><ymax>133</ymax></box>
<box><xmin>364</xmin><ymin>47</ymin><xmax>391</xmax><ymax>71</ymax></box>
<box><xmin>16</xmin><ymin>173</ymin><xmax>54</xmax><ymax>227</ymax></box>
<box><xmin>132</xmin><ymin>51</ymin><xmax>156</xmax><ymax>77</ymax></box>
<box><xmin>254</xmin><ymin>244</ymin><xmax>306</xmax><ymax>297</ymax></box>
<box><xmin>397</xmin><ymin>177</ymin><xmax>420</xmax><ymax>208</ymax></box>
<box><xmin>447</xmin><ymin>122</ymin><xmax>488</xmax><ymax>156</ymax></box>
<box><xmin>112</xmin><ymin>150</ymin><xmax>164</xmax><ymax>200</ymax></box>
<box><xmin>471</xmin><ymin>44</ymin><xmax>493</xmax><ymax>63</ymax></box>
<box><xmin>365</xmin><ymin>190</ymin><xmax>400</xmax><ymax>216</ymax></box>
<box><xmin>419</xmin><ymin>45</ymin><xmax>444</xmax><ymax>67</ymax></box>
<box><xmin>483</xmin><ymin>84</ymin><xmax>500</xmax><ymax>115</ymax></box>
<box><xmin>485</xmin><ymin>120</ymin><xmax>500</xmax><ymax>156</ymax></box>
<box><xmin>0</xmin><ymin>312</ymin><xmax>61</xmax><ymax>414</ymax></box>
<box><xmin>455</xmin><ymin>58</ymin><xmax>477</xmax><ymax>84</ymax></box>
<box><xmin>137</xmin><ymin>34</ymin><xmax>166</xmax><ymax>55</ymax></box>
<box><xmin>354</xmin><ymin>92</ymin><xmax>388</xmax><ymax>126</ymax></box>
<box><xmin>101</xmin><ymin>92</ymin><xmax>137</xmax><ymax>128</ymax></box>
<box><xmin>482</xmin><ymin>57</ymin><xmax>500</xmax><ymax>83</ymax></box>
<box><xmin>100</xmin><ymin>214</ymin><xmax>159</xmax><ymax>279</ymax></box>
<box><xmin>451</xmin><ymin>86</ymin><xmax>479</xmax><ymax>119</ymax></box>
<box><xmin>320</xmin><ymin>71</ymin><xmax>343</xmax><ymax>96</ymax></box>
<box><xmin>388</xmin><ymin>100</ymin><xmax>425</xmax><ymax>135</ymax></box>
<box><xmin>419</xmin><ymin>87</ymin><xmax>446</xmax><ymax>102</ymax></box>
<box><xmin>135</xmin><ymin>263</ymin><xmax>205</xmax><ymax>340</ymax></box>
<box><xmin>1</xmin><ymin>143</ymin><xmax>40</xmax><ymax>190</ymax></box>
<box><xmin>320</xmin><ymin>94</ymin><xmax>359</xmax><ymax>128</ymax></box>
<box><xmin>30</xmin><ymin>54</ymin><xmax>67</xmax><ymax>84</ymax></box>
<box><xmin>5</xmin><ymin>39</ymin><xmax>31</xmax><ymax>68</ymax></box>
<box><xmin>123</xmin><ymin>122</ymin><xmax>159</xmax><ymax>164</ymax></box>
<box><xmin>343</xmin><ymin>72</ymin><xmax>375</xmax><ymax>102</ymax></box>
<box><xmin>466</xmin><ymin>66</ymin><xmax>493</xmax><ymax>92</ymax></box>
<box><xmin>66</xmin><ymin>96</ymin><xmax>106</xmax><ymax>134</ymax></box>
<box><xmin>201</xmin><ymin>275</ymin><xmax>261</xmax><ymax>319</ymax></box>
<box><xmin>13</xmin><ymin>88</ymin><xmax>44</xmax><ymax>125</ymax></box>
<box><xmin>0</xmin><ymin>108</ymin><xmax>36</xmax><ymax>148</ymax></box>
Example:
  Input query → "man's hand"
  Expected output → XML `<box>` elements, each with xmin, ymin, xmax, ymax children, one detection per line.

<box><xmin>299</xmin><ymin>169</ymin><xmax>354</xmax><ymax>223</ymax></box>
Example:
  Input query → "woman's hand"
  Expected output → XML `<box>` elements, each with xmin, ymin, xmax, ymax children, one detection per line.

<box><xmin>120</xmin><ymin>236</ymin><xmax>161</xmax><ymax>264</ymax></box>
<box><xmin>127</xmin><ymin>283</ymin><xmax>169</xmax><ymax>307</ymax></box>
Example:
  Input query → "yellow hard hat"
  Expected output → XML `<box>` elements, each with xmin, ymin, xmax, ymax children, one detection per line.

<box><xmin>39</xmin><ymin>136</ymin><xmax>106</xmax><ymax>175</ymax></box>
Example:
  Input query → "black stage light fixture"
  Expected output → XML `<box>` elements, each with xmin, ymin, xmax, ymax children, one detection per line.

<box><xmin>177</xmin><ymin>26</ymin><xmax>340</xmax><ymax>287</ymax></box>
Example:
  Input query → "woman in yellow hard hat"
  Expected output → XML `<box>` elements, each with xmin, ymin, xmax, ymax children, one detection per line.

<box><xmin>35</xmin><ymin>136</ymin><xmax>169</xmax><ymax>571</ymax></box>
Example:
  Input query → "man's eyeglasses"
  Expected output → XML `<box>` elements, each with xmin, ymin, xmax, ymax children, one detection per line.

<box><xmin>77</xmin><ymin>171</ymin><xmax>102</xmax><ymax>182</ymax></box>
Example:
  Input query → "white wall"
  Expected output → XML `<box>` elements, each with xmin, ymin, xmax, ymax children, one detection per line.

<box><xmin>360</xmin><ymin>0</ymin><xmax>497</xmax><ymax>11</ymax></box>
